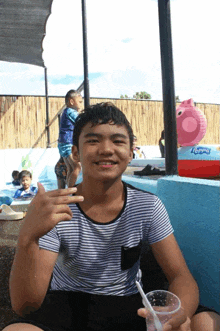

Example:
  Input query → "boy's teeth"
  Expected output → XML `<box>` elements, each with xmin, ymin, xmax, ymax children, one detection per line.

<box><xmin>99</xmin><ymin>162</ymin><xmax>113</xmax><ymax>165</ymax></box>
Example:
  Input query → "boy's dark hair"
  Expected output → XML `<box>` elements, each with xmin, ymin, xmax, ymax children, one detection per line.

<box><xmin>65</xmin><ymin>89</ymin><xmax>80</xmax><ymax>105</ymax></box>
<box><xmin>12</xmin><ymin>170</ymin><xmax>19</xmax><ymax>178</ymax></box>
<box><xmin>19</xmin><ymin>170</ymin><xmax>32</xmax><ymax>181</ymax></box>
<box><xmin>73</xmin><ymin>102</ymin><xmax>134</xmax><ymax>148</ymax></box>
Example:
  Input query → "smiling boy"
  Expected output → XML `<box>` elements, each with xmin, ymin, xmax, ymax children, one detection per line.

<box><xmin>13</xmin><ymin>170</ymin><xmax>38</xmax><ymax>199</ymax></box>
<box><xmin>4</xmin><ymin>103</ymin><xmax>219</xmax><ymax>331</ymax></box>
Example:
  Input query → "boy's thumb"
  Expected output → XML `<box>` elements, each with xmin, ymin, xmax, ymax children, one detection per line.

<box><xmin>37</xmin><ymin>182</ymin><xmax>45</xmax><ymax>194</ymax></box>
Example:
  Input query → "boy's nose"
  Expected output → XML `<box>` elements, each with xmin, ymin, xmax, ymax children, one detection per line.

<box><xmin>99</xmin><ymin>140</ymin><xmax>113</xmax><ymax>154</ymax></box>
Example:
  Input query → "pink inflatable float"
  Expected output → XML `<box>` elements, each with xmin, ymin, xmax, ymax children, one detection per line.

<box><xmin>176</xmin><ymin>98</ymin><xmax>207</xmax><ymax>146</ymax></box>
<box><xmin>177</xmin><ymin>99</ymin><xmax>220</xmax><ymax>178</ymax></box>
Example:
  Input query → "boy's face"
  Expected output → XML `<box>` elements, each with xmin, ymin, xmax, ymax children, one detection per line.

<box><xmin>69</xmin><ymin>95</ymin><xmax>83</xmax><ymax>111</ymax></box>
<box><xmin>21</xmin><ymin>175</ymin><xmax>32</xmax><ymax>190</ymax></box>
<box><xmin>13</xmin><ymin>173</ymin><xmax>19</xmax><ymax>180</ymax></box>
<box><xmin>73</xmin><ymin>122</ymin><xmax>133</xmax><ymax>182</ymax></box>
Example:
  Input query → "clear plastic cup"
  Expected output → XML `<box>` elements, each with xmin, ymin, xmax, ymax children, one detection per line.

<box><xmin>145</xmin><ymin>290</ymin><xmax>181</xmax><ymax>331</ymax></box>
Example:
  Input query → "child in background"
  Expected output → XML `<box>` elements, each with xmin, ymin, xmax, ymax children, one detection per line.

<box><xmin>133</xmin><ymin>135</ymin><xmax>146</xmax><ymax>159</ymax></box>
<box><xmin>159</xmin><ymin>130</ymin><xmax>165</xmax><ymax>158</ymax></box>
<box><xmin>58</xmin><ymin>89</ymin><xmax>82</xmax><ymax>187</ymax></box>
<box><xmin>13</xmin><ymin>170</ymin><xmax>38</xmax><ymax>199</ymax></box>
<box><xmin>11</xmin><ymin>170</ymin><xmax>20</xmax><ymax>186</ymax></box>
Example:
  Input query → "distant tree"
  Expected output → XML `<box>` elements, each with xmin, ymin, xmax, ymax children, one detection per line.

<box><xmin>175</xmin><ymin>96</ymin><xmax>180</xmax><ymax>102</ymax></box>
<box><xmin>120</xmin><ymin>94</ymin><xmax>129</xmax><ymax>99</ymax></box>
<box><xmin>133</xmin><ymin>91</ymin><xmax>151</xmax><ymax>100</ymax></box>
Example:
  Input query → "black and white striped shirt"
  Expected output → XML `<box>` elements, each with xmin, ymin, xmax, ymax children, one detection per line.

<box><xmin>39</xmin><ymin>182</ymin><xmax>173</xmax><ymax>296</ymax></box>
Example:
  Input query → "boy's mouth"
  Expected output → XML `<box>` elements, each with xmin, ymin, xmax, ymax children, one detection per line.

<box><xmin>95</xmin><ymin>161</ymin><xmax>117</xmax><ymax>168</ymax></box>
<box><xmin>96</xmin><ymin>161</ymin><xmax>116</xmax><ymax>165</ymax></box>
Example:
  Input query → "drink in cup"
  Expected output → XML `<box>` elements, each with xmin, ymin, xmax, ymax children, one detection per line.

<box><xmin>145</xmin><ymin>290</ymin><xmax>181</xmax><ymax>331</ymax></box>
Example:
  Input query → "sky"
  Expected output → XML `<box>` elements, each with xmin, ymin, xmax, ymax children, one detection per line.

<box><xmin>0</xmin><ymin>0</ymin><xmax>219</xmax><ymax>104</ymax></box>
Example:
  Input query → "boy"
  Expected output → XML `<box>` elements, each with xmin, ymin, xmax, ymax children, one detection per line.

<box><xmin>13</xmin><ymin>170</ymin><xmax>38</xmax><ymax>199</ymax></box>
<box><xmin>57</xmin><ymin>89</ymin><xmax>82</xmax><ymax>187</ymax></box>
<box><xmin>11</xmin><ymin>170</ymin><xmax>20</xmax><ymax>186</ymax></box>
<box><xmin>5</xmin><ymin>103</ymin><xmax>219</xmax><ymax>331</ymax></box>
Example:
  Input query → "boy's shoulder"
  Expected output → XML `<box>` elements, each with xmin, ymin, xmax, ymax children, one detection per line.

<box><xmin>66</xmin><ymin>107</ymin><xmax>78</xmax><ymax>115</ymax></box>
<box><xmin>16</xmin><ymin>187</ymin><xmax>24</xmax><ymax>192</ymax></box>
<box><xmin>63</xmin><ymin>107</ymin><xmax>78</xmax><ymax>122</ymax></box>
<box><xmin>30</xmin><ymin>185</ymin><xmax>38</xmax><ymax>192</ymax></box>
<box><xmin>124</xmin><ymin>181</ymin><xmax>156</xmax><ymax>200</ymax></box>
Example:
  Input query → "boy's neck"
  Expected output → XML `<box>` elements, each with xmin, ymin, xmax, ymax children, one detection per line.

<box><xmin>77</xmin><ymin>177</ymin><xmax>124</xmax><ymax>205</ymax></box>
<box><xmin>66</xmin><ymin>102</ymin><xmax>77</xmax><ymax>111</ymax></box>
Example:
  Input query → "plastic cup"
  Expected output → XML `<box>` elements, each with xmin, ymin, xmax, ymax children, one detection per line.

<box><xmin>145</xmin><ymin>290</ymin><xmax>181</xmax><ymax>331</ymax></box>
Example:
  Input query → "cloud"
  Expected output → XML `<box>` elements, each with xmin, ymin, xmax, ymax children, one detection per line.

<box><xmin>0</xmin><ymin>0</ymin><xmax>219</xmax><ymax>103</ymax></box>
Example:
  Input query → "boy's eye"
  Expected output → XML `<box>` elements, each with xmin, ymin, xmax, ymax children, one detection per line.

<box><xmin>87</xmin><ymin>139</ymin><xmax>99</xmax><ymax>143</ymax></box>
<box><xmin>114</xmin><ymin>140</ymin><xmax>125</xmax><ymax>144</ymax></box>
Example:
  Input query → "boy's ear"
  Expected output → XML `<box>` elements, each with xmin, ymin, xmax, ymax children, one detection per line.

<box><xmin>70</xmin><ymin>98</ymin><xmax>76</xmax><ymax>107</ymax></box>
<box><xmin>128</xmin><ymin>148</ymin><xmax>133</xmax><ymax>163</ymax></box>
<box><xmin>72</xmin><ymin>145</ymin><xmax>80</xmax><ymax>161</ymax></box>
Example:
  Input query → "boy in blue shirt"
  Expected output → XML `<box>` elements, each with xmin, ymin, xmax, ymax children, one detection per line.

<box><xmin>13</xmin><ymin>170</ymin><xmax>37</xmax><ymax>199</ymax></box>
<box><xmin>58</xmin><ymin>89</ymin><xmax>82</xmax><ymax>187</ymax></box>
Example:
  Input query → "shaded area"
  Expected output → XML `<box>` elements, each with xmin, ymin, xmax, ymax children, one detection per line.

<box><xmin>0</xmin><ymin>246</ymin><xmax>20</xmax><ymax>330</ymax></box>
<box><xmin>0</xmin><ymin>0</ymin><xmax>53</xmax><ymax>67</ymax></box>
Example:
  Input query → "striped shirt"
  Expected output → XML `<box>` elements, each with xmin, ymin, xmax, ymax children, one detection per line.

<box><xmin>39</xmin><ymin>182</ymin><xmax>173</xmax><ymax>296</ymax></box>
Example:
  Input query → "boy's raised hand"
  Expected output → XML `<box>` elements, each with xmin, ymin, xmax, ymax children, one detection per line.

<box><xmin>19</xmin><ymin>182</ymin><xmax>84</xmax><ymax>242</ymax></box>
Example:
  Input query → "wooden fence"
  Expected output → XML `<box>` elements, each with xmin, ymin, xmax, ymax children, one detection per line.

<box><xmin>0</xmin><ymin>96</ymin><xmax>219</xmax><ymax>149</ymax></box>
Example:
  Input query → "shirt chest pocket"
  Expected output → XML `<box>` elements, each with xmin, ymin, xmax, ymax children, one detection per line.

<box><xmin>121</xmin><ymin>241</ymin><xmax>142</xmax><ymax>270</ymax></box>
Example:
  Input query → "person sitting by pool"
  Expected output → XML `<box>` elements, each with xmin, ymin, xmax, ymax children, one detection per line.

<box><xmin>159</xmin><ymin>130</ymin><xmax>165</xmax><ymax>158</ymax></box>
<box><xmin>13</xmin><ymin>170</ymin><xmax>38</xmax><ymax>199</ymax></box>
<box><xmin>11</xmin><ymin>170</ymin><xmax>20</xmax><ymax>186</ymax></box>
<box><xmin>4</xmin><ymin>103</ymin><xmax>219</xmax><ymax>331</ymax></box>
<box><xmin>58</xmin><ymin>89</ymin><xmax>82</xmax><ymax>187</ymax></box>
<box><xmin>133</xmin><ymin>135</ymin><xmax>146</xmax><ymax>159</ymax></box>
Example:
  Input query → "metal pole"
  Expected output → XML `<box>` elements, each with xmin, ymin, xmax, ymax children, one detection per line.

<box><xmin>158</xmin><ymin>0</ymin><xmax>178</xmax><ymax>175</ymax></box>
<box><xmin>44</xmin><ymin>67</ymin><xmax>50</xmax><ymax>148</ymax></box>
<box><xmin>81</xmin><ymin>0</ymin><xmax>90</xmax><ymax>108</ymax></box>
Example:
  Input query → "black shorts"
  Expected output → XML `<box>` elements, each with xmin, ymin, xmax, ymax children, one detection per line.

<box><xmin>7</xmin><ymin>291</ymin><xmax>219</xmax><ymax>331</ymax></box>
<box><xmin>7</xmin><ymin>291</ymin><xmax>146</xmax><ymax>331</ymax></box>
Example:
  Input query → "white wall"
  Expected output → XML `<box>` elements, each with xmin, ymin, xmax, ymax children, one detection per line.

<box><xmin>0</xmin><ymin>148</ymin><xmax>60</xmax><ymax>188</ymax></box>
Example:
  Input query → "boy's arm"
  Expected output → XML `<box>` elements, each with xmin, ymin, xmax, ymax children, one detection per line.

<box><xmin>66</xmin><ymin>108</ymin><xmax>78</xmax><ymax>123</ymax></box>
<box><xmin>141</xmin><ymin>234</ymin><xmax>199</xmax><ymax>330</ymax></box>
<box><xmin>10</xmin><ymin>240</ymin><xmax>58</xmax><ymax>316</ymax></box>
<box><xmin>150</xmin><ymin>234</ymin><xmax>199</xmax><ymax>319</ymax></box>
<box><xmin>9</xmin><ymin>183</ymin><xmax>84</xmax><ymax>317</ymax></box>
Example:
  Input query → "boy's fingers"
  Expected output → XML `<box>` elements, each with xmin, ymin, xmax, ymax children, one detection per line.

<box><xmin>53</xmin><ymin>195</ymin><xmax>84</xmax><ymax>205</ymax></box>
<box><xmin>137</xmin><ymin>308</ymin><xmax>151</xmax><ymax>319</ymax></box>
<box><xmin>53</xmin><ymin>213</ymin><xmax>74</xmax><ymax>223</ymax></box>
<box><xmin>47</xmin><ymin>187</ymin><xmax>78</xmax><ymax>197</ymax></box>
<box><xmin>163</xmin><ymin>309</ymin><xmax>188</xmax><ymax>331</ymax></box>
<box><xmin>37</xmin><ymin>182</ymin><xmax>46</xmax><ymax>194</ymax></box>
